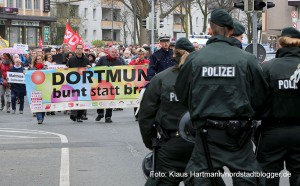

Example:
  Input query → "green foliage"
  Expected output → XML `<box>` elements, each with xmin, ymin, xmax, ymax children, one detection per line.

<box><xmin>91</xmin><ymin>40</ymin><xmax>106</xmax><ymax>47</ymax></box>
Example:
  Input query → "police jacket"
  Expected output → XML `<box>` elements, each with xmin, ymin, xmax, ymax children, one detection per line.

<box><xmin>230</xmin><ymin>37</ymin><xmax>243</xmax><ymax>49</ymax></box>
<box><xmin>66</xmin><ymin>54</ymin><xmax>90</xmax><ymax>68</ymax></box>
<box><xmin>148</xmin><ymin>48</ymin><xmax>174</xmax><ymax>80</ymax></box>
<box><xmin>139</xmin><ymin>67</ymin><xmax>187</xmax><ymax>149</ymax></box>
<box><xmin>174</xmin><ymin>35</ymin><xmax>269</xmax><ymax>127</ymax></box>
<box><xmin>261</xmin><ymin>47</ymin><xmax>300</xmax><ymax>120</ymax></box>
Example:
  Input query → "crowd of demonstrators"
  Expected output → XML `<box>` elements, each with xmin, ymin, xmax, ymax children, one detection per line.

<box><xmin>9</xmin><ymin>58</ymin><xmax>26</xmax><ymax>114</ymax></box>
<box><xmin>0</xmin><ymin>39</ymin><xmax>182</xmax><ymax>124</ymax></box>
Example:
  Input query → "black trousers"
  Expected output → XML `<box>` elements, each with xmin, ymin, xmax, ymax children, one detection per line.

<box><xmin>257</xmin><ymin>124</ymin><xmax>300</xmax><ymax>186</ymax></box>
<box><xmin>97</xmin><ymin>109</ymin><xmax>112</xmax><ymax>118</ymax></box>
<box><xmin>184</xmin><ymin>128</ymin><xmax>265</xmax><ymax>186</ymax></box>
<box><xmin>145</xmin><ymin>137</ymin><xmax>194</xmax><ymax>186</ymax></box>
<box><xmin>71</xmin><ymin>110</ymin><xmax>84</xmax><ymax>119</ymax></box>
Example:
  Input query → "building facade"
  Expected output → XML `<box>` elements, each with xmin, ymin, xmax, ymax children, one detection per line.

<box><xmin>51</xmin><ymin>0</ymin><xmax>205</xmax><ymax>46</ymax></box>
<box><xmin>0</xmin><ymin>0</ymin><xmax>56</xmax><ymax>47</ymax></box>
<box><xmin>73</xmin><ymin>0</ymin><xmax>124</xmax><ymax>46</ymax></box>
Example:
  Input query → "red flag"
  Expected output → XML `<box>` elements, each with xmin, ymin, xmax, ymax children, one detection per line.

<box><xmin>63</xmin><ymin>22</ymin><xmax>85</xmax><ymax>51</ymax></box>
<box><xmin>39</xmin><ymin>36</ymin><xmax>43</xmax><ymax>48</ymax></box>
<box><xmin>63</xmin><ymin>21</ymin><xmax>74</xmax><ymax>44</ymax></box>
<box><xmin>75</xmin><ymin>32</ymin><xmax>86</xmax><ymax>49</ymax></box>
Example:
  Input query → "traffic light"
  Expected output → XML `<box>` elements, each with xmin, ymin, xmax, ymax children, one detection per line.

<box><xmin>234</xmin><ymin>2</ymin><xmax>245</xmax><ymax>11</ymax></box>
<box><xmin>142</xmin><ymin>17</ymin><xmax>149</xmax><ymax>29</ymax></box>
<box><xmin>262</xmin><ymin>0</ymin><xmax>275</xmax><ymax>11</ymax></box>
<box><xmin>157</xmin><ymin>19</ymin><xmax>164</xmax><ymax>28</ymax></box>
<box><xmin>254</xmin><ymin>0</ymin><xmax>266</xmax><ymax>11</ymax></box>
<box><xmin>234</xmin><ymin>0</ymin><xmax>275</xmax><ymax>12</ymax></box>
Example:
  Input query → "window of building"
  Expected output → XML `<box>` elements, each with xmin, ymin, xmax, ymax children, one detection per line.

<box><xmin>16</xmin><ymin>0</ymin><xmax>22</xmax><ymax>8</ymax></box>
<box><xmin>70</xmin><ymin>5</ymin><xmax>79</xmax><ymax>18</ymax></box>
<box><xmin>25</xmin><ymin>0</ymin><xmax>32</xmax><ymax>9</ymax></box>
<box><xmin>93</xmin><ymin>30</ymin><xmax>96</xmax><ymax>38</ymax></box>
<box><xmin>84</xmin><ymin>29</ymin><xmax>87</xmax><ymax>39</ymax></box>
<box><xmin>84</xmin><ymin>8</ymin><xmax>88</xmax><ymax>18</ymax></box>
<box><xmin>93</xmin><ymin>9</ymin><xmax>96</xmax><ymax>20</ymax></box>
<box><xmin>9</xmin><ymin>27</ymin><xmax>22</xmax><ymax>45</ymax></box>
<box><xmin>27</xmin><ymin>27</ymin><xmax>37</xmax><ymax>47</ymax></box>
<box><xmin>173</xmin><ymin>14</ymin><xmax>182</xmax><ymax>25</ymax></box>
<box><xmin>7</xmin><ymin>0</ymin><xmax>14</xmax><ymax>7</ymax></box>
<box><xmin>34</xmin><ymin>0</ymin><xmax>40</xmax><ymax>9</ymax></box>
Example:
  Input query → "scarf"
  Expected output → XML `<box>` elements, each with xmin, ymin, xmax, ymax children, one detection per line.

<box><xmin>3</xmin><ymin>59</ymin><xmax>11</xmax><ymax>65</ymax></box>
<box><xmin>14</xmin><ymin>65</ymin><xmax>22</xmax><ymax>69</ymax></box>
<box><xmin>34</xmin><ymin>63</ymin><xmax>44</xmax><ymax>69</ymax></box>
<box><xmin>106</xmin><ymin>54</ymin><xmax>115</xmax><ymax>62</ymax></box>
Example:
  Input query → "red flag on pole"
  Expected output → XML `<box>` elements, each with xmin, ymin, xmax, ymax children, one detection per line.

<box><xmin>39</xmin><ymin>35</ymin><xmax>43</xmax><ymax>48</ymax></box>
<box><xmin>63</xmin><ymin>22</ymin><xmax>85</xmax><ymax>51</ymax></box>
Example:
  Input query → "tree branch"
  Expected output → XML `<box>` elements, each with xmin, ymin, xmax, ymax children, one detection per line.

<box><xmin>159</xmin><ymin>0</ymin><xmax>183</xmax><ymax>19</ymax></box>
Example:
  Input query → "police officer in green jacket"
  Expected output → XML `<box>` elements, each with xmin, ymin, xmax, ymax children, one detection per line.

<box><xmin>174</xmin><ymin>9</ymin><xmax>269</xmax><ymax>186</ymax></box>
<box><xmin>139</xmin><ymin>37</ymin><xmax>195</xmax><ymax>186</ymax></box>
<box><xmin>231</xmin><ymin>21</ymin><xmax>245</xmax><ymax>49</ymax></box>
<box><xmin>257</xmin><ymin>27</ymin><xmax>300</xmax><ymax>186</ymax></box>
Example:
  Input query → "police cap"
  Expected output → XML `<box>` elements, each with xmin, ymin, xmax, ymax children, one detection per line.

<box><xmin>233</xmin><ymin>21</ymin><xmax>245</xmax><ymax>36</ymax></box>
<box><xmin>175</xmin><ymin>37</ymin><xmax>195</xmax><ymax>53</ymax></box>
<box><xmin>281</xmin><ymin>27</ymin><xmax>300</xmax><ymax>39</ymax></box>
<box><xmin>210</xmin><ymin>9</ymin><xmax>233</xmax><ymax>29</ymax></box>
<box><xmin>159</xmin><ymin>34</ymin><xmax>170</xmax><ymax>42</ymax></box>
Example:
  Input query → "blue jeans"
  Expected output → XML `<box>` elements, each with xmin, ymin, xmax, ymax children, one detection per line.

<box><xmin>36</xmin><ymin>112</ymin><xmax>45</xmax><ymax>121</ymax></box>
<box><xmin>11</xmin><ymin>92</ymin><xmax>24</xmax><ymax>111</ymax></box>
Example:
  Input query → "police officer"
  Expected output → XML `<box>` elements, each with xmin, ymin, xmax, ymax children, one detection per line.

<box><xmin>231</xmin><ymin>21</ymin><xmax>245</xmax><ymax>49</ymax></box>
<box><xmin>175</xmin><ymin>9</ymin><xmax>269</xmax><ymax>186</ymax></box>
<box><xmin>148</xmin><ymin>34</ymin><xmax>174</xmax><ymax>81</ymax></box>
<box><xmin>139</xmin><ymin>37</ymin><xmax>195</xmax><ymax>185</ymax></box>
<box><xmin>257</xmin><ymin>27</ymin><xmax>300</xmax><ymax>186</ymax></box>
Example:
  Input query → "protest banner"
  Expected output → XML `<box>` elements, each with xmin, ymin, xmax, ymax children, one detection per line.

<box><xmin>25</xmin><ymin>65</ymin><xmax>148</xmax><ymax>112</ymax></box>
<box><xmin>7</xmin><ymin>72</ymin><xmax>25</xmax><ymax>84</ymax></box>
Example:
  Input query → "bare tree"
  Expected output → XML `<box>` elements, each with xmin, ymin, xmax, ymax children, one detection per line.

<box><xmin>119</xmin><ymin>0</ymin><xmax>151</xmax><ymax>44</ymax></box>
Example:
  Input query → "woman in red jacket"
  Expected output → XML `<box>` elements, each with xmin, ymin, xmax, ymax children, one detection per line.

<box><xmin>0</xmin><ymin>53</ymin><xmax>13</xmax><ymax>112</ymax></box>
<box><xmin>128</xmin><ymin>48</ymin><xmax>150</xmax><ymax>66</ymax></box>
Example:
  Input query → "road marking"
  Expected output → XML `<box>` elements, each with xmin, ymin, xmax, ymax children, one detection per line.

<box><xmin>0</xmin><ymin>128</ymin><xmax>70</xmax><ymax>186</ymax></box>
<box><xmin>126</xmin><ymin>142</ymin><xmax>141</xmax><ymax>157</ymax></box>
<box><xmin>0</xmin><ymin>135</ymin><xmax>59</xmax><ymax>139</ymax></box>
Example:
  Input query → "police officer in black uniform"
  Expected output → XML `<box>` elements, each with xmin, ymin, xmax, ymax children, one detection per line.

<box><xmin>175</xmin><ymin>9</ymin><xmax>269</xmax><ymax>186</ymax></box>
<box><xmin>257</xmin><ymin>27</ymin><xmax>300</xmax><ymax>186</ymax></box>
<box><xmin>231</xmin><ymin>21</ymin><xmax>245</xmax><ymax>49</ymax></box>
<box><xmin>148</xmin><ymin>34</ymin><xmax>174</xmax><ymax>81</ymax></box>
<box><xmin>139</xmin><ymin>37</ymin><xmax>195</xmax><ymax>186</ymax></box>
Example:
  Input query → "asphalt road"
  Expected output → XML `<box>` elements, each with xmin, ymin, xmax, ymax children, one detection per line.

<box><xmin>0</xmin><ymin>100</ymin><xmax>290</xmax><ymax>186</ymax></box>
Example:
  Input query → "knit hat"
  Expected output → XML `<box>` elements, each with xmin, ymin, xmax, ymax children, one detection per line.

<box><xmin>175</xmin><ymin>37</ymin><xmax>195</xmax><ymax>53</ymax></box>
<box><xmin>281</xmin><ymin>27</ymin><xmax>300</xmax><ymax>39</ymax></box>
<box><xmin>233</xmin><ymin>21</ymin><xmax>245</xmax><ymax>36</ymax></box>
<box><xmin>210</xmin><ymin>9</ymin><xmax>233</xmax><ymax>29</ymax></box>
